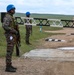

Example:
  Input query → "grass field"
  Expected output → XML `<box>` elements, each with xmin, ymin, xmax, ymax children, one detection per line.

<box><xmin>0</xmin><ymin>25</ymin><xmax>63</xmax><ymax>57</ymax></box>
<box><xmin>0</xmin><ymin>12</ymin><xmax>72</xmax><ymax>57</ymax></box>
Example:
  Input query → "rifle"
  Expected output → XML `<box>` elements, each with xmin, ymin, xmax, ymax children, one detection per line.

<box><xmin>15</xmin><ymin>24</ymin><xmax>21</xmax><ymax>57</ymax></box>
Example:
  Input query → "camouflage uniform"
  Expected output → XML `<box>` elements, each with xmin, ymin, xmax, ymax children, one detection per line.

<box><xmin>25</xmin><ymin>18</ymin><xmax>32</xmax><ymax>44</ymax></box>
<box><xmin>2</xmin><ymin>13</ymin><xmax>17</xmax><ymax>67</ymax></box>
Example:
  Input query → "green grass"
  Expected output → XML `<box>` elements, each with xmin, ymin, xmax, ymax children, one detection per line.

<box><xmin>31</xmin><ymin>13</ymin><xmax>73</xmax><ymax>20</ymax></box>
<box><xmin>0</xmin><ymin>25</ymin><xmax>63</xmax><ymax>57</ymax></box>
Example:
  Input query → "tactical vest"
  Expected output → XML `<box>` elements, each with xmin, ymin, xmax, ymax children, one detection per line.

<box><xmin>6</xmin><ymin>13</ymin><xmax>16</xmax><ymax>29</ymax></box>
<box><xmin>5</xmin><ymin>14</ymin><xmax>17</xmax><ymax>44</ymax></box>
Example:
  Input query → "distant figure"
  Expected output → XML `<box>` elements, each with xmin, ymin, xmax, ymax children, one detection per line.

<box><xmin>2</xmin><ymin>4</ymin><xmax>20</xmax><ymax>72</ymax></box>
<box><xmin>25</xmin><ymin>12</ymin><xmax>32</xmax><ymax>45</ymax></box>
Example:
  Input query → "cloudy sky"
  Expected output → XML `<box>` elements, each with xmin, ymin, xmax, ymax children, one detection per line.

<box><xmin>0</xmin><ymin>0</ymin><xmax>74</xmax><ymax>15</ymax></box>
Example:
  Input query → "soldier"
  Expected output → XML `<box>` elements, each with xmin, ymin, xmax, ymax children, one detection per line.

<box><xmin>2</xmin><ymin>4</ymin><xmax>18</xmax><ymax>72</ymax></box>
<box><xmin>25</xmin><ymin>12</ymin><xmax>32</xmax><ymax>45</ymax></box>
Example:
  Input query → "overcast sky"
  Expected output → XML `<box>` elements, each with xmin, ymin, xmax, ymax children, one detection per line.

<box><xmin>0</xmin><ymin>0</ymin><xmax>74</xmax><ymax>15</ymax></box>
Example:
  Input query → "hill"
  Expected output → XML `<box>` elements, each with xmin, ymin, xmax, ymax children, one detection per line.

<box><xmin>14</xmin><ymin>13</ymin><xmax>74</xmax><ymax>20</ymax></box>
<box><xmin>31</xmin><ymin>13</ymin><xmax>74</xmax><ymax>20</ymax></box>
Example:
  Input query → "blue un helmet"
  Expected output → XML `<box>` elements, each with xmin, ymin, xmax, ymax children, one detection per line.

<box><xmin>7</xmin><ymin>4</ymin><xmax>15</xmax><ymax>12</ymax></box>
<box><xmin>26</xmin><ymin>12</ymin><xmax>30</xmax><ymax>16</ymax></box>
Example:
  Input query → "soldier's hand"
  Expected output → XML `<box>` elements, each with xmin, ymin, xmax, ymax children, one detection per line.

<box><xmin>11</xmin><ymin>29</ymin><xmax>18</xmax><ymax>34</ymax></box>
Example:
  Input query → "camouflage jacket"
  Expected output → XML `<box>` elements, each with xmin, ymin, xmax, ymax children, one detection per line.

<box><xmin>25</xmin><ymin>17</ymin><xmax>32</xmax><ymax>30</ymax></box>
<box><xmin>2</xmin><ymin>13</ymin><xmax>17</xmax><ymax>34</ymax></box>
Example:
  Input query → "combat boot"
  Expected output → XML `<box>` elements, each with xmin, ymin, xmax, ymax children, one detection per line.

<box><xmin>26</xmin><ymin>42</ymin><xmax>31</xmax><ymax>45</ymax></box>
<box><xmin>10</xmin><ymin>65</ymin><xmax>17</xmax><ymax>70</ymax></box>
<box><xmin>26</xmin><ymin>41</ymin><xmax>31</xmax><ymax>45</ymax></box>
<box><xmin>5</xmin><ymin>66</ymin><xmax>16</xmax><ymax>72</ymax></box>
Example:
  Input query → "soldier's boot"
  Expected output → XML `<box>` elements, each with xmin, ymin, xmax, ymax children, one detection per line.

<box><xmin>26</xmin><ymin>41</ymin><xmax>31</xmax><ymax>45</ymax></box>
<box><xmin>28</xmin><ymin>42</ymin><xmax>31</xmax><ymax>45</ymax></box>
<box><xmin>5</xmin><ymin>66</ymin><xmax>16</xmax><ymax>72</ymax></box>
<box><xmin>10</xmin><ymin>65</ymin><xmax>17</xmax><ymax>70</ymax></box>
<box><xmin>26</xmin><ymin>38</ymin><xmax>31</xmax><ymax>45</ymax></box>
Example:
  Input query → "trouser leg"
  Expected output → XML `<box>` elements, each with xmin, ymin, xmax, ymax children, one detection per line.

<box><xmin>26</xmin><ymin>34</ymin><xmax>30</xmax><ymax>44</ymax></box>
<box><xmin>5</xmin><ymin>34</ymin><xmax>14</xmax><ymax>67</ymax></box>
<box><xmin>25</xmin><ymin>30</ymin><xmax>30</xmax><ymax>44</ymax></box>
<box><xmin>5</xmin><ymin>34</ymin><xmax>16</xmax><ymax>72</ymax></box>
<box><xmin>6</xmin><ymin>44</ymin><xmax>14</xmax><ymax>67</ymax></box>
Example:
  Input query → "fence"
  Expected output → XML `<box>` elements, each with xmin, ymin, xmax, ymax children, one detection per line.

<box><xmin>15</xmin><ymin>17</ymin><xmax>63</xmax><ymax>27</ymax></box>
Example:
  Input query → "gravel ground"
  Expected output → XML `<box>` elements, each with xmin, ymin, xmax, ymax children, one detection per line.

<box><xmin>0</xmin><ymin>28</ymin><xmax>74</xmax><ymax>75</ymax></box>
